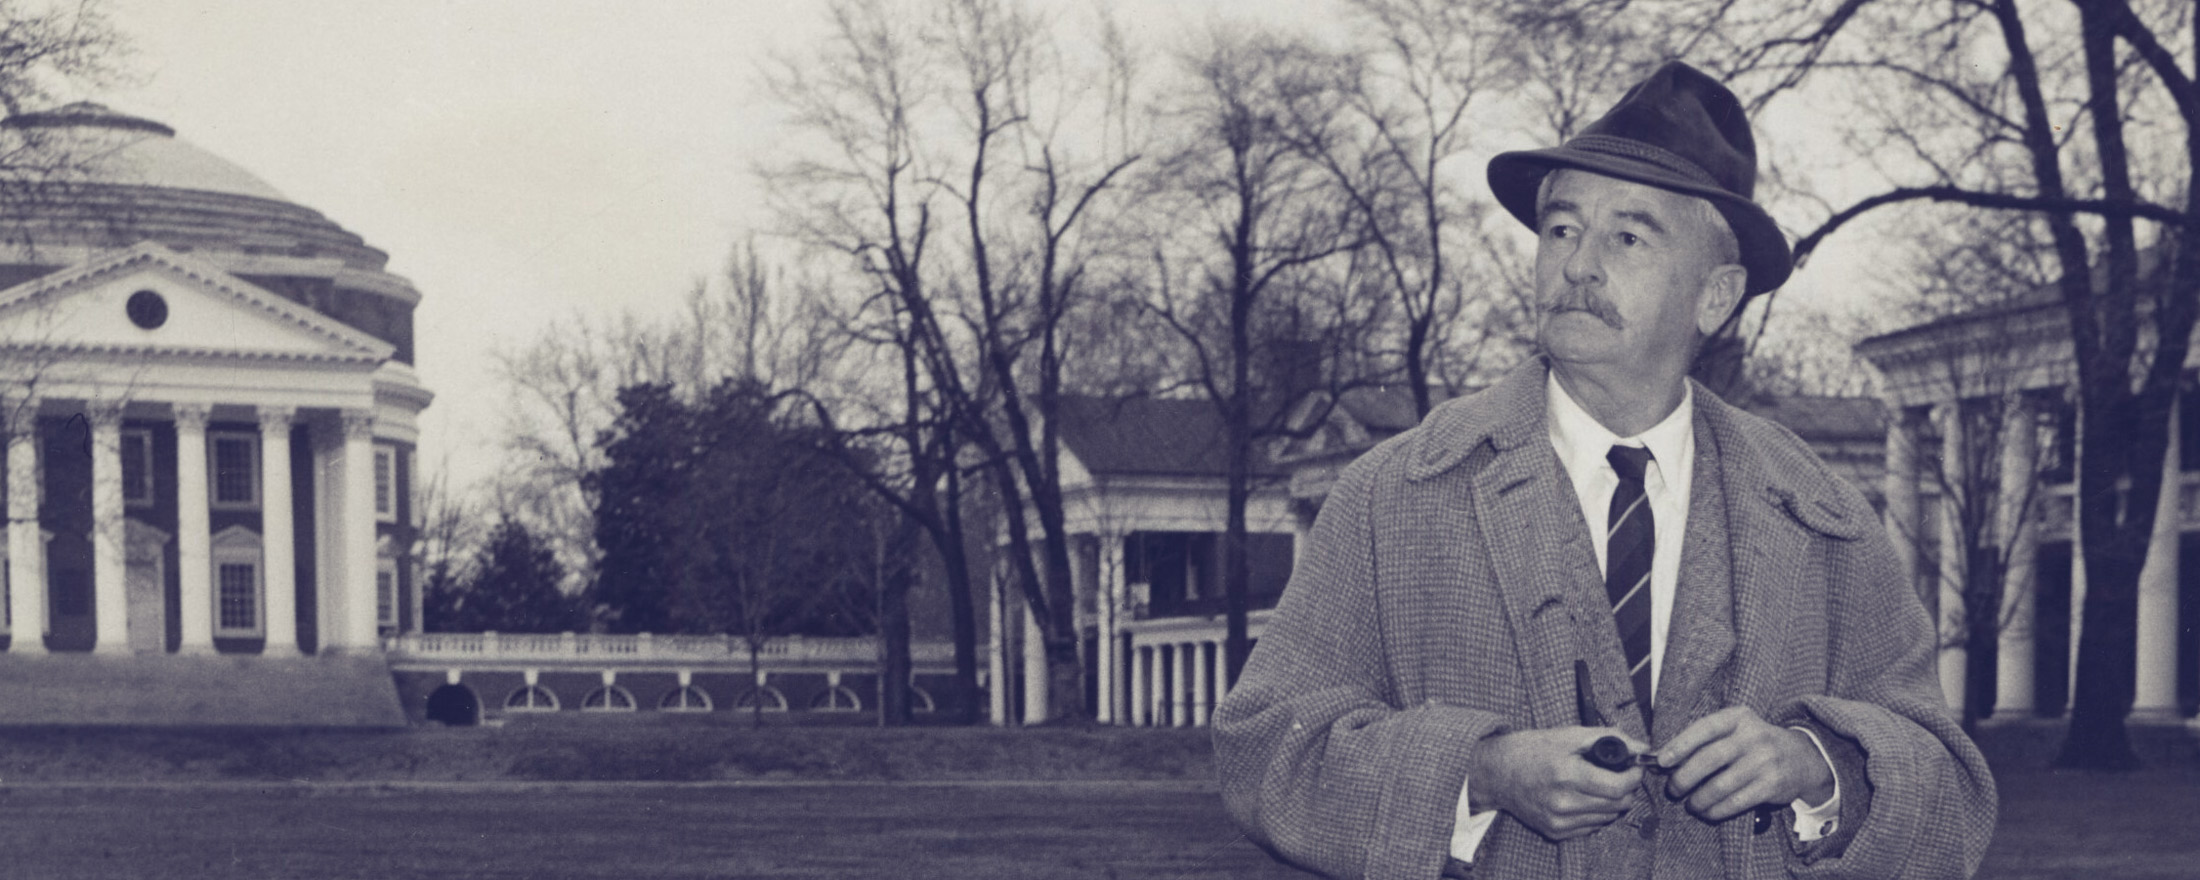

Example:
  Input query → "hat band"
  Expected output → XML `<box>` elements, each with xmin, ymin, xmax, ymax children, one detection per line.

<box><xmin>1563</xmin><ymin>134</ymin><xmax>1725</xmax><ymax>191</ymax></box>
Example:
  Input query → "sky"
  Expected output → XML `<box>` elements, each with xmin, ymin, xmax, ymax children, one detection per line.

<box><xmin>93</xmin><ymin>1</ymin><xmax>1881</xmax><ymax>496</ymax></box>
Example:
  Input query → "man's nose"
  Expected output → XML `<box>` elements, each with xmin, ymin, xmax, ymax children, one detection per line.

<box><xmin>1563</xmin><ymin>237</ymin><xmax>1603</xmax><ymax>286</ymax></box>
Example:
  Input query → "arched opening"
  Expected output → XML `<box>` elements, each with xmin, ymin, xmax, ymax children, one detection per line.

<box><xmin>658</xmin><ymin>685</ymin><xmax>713</xmax><ymax>712</ymax></box>
<box><xmin>732</xmin><ymin>686</ymin><xmax>789</xmax><ymax>712</ymax></box>
<box><xmin>810</xmin><ymin>685</ymin><xmax>862</xmax><ymax>712</ymax></box>
<box><xmin>425</xmin><ymin>684</ymin><xmax>480</xmax><ymax>726</ymax></box>
<box><xmin>581</xmin><ymin>686</ymin><xmax>636</xmax><ymax>712</ymax></box>
<box><xmin>504</xmin><ymin>685</ymin><xmax>560</xmax><ymax>712</ymax></box>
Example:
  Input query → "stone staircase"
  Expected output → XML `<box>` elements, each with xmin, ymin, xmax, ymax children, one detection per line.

<box><xmin>0</xmin><ymin>653</ymin><xmax>407</xmax><ymax>727</ymax></box>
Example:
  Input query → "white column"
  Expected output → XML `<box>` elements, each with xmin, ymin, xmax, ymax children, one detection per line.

<box><xmin>1097</xmin><ymin>533</ymin><xmax>1122</xmax><ymax>724</ymax></box>
<box><xmin>172</xmin><ymin>404</ymin><xmax>214</xmax><ymax>654</ymax></box>
<box><xmin>1155</xmin><ymin>646</ymin><xmax>1170</xmax><ymax>726</ymax></box>
<box><xmin>2134</xmin><ymin>398</ymin><xmax>2181</xmax><ymax>719</ymax></box>
<box><xmin>1129</xmin><ymin>643</ymin><xmax>1148</xmax><ymax>727</ymax></box>
<box><xmin>1154</xmin><ymin>643</ymin><xmax>1171</xmax><ymax>726</ymax></box>
<box><xmin>986</xmin><ymin>572</ymin><xmax>1006</xmax><ymax>726</ymax></box>
<box><xmin>89</xmin><ymin>406</ymin><xmax>128</xmax><ymax>655</ymax></box>
<box><xmin>5</xmin><ymin>401</ymin><xmax>43</xmax><ymax>655</ymax></box>
<box><xmin>1217</xmin><ymin>637</ymin><xmax>1233</xmax><ymax>702</ymax></box>
<box><xmin>1173</xmin><ymin>642</ymin><xmax>1192</xmax><ymax>728</ymax></box>
<box><xmin>1994</xmin><ymin>396</ymin><xmax>2038</xmax><ymax>719</ymax></box>
<box><xmin>1191</xmin><ymin>639</ymin><xmax>1212</xmax><ymax>726</ymax></box>
<box><xmin>336</xmin><ymin>410</ymin><xmax>380</xmax><ymax>652</ymax></box>
<box><xmin>259</xmin><ymin>406</ymin><xmax>299</xmax><ymax>656</ymax></box>
<box><xmin>2067</xmin><ymin>398</ymin><xmax>2087</xmax><ymax>714</ymax></box>
<box><xmin>1884</xmin><ymin>408</ymin><xmax>1922</xmax><ymax>603</ymax></box>
<box><xmin>2068</xmin><ymin>529</ymin><xmax>2087</xmax><ymax>711</ymax></box>
<box><xmin>1021</xmin><ymin>599</ymin><xmax>1048</xmax><ymax>725</ymax></box>
<box><xmin>1936</xmin><ymin>402</ymin><xmax>1968</xmax><ymax>714</ymax></box>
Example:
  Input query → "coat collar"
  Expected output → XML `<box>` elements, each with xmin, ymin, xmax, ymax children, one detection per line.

<box><xmin>1404</xmin><ymin>360</ymin><xmax>1551</xmax><ymax>482</ymax></box>
<box><xmin>1411</xmin><ymin>358</ymin><xmax>1872</xmax><ymax>543</ymax></box>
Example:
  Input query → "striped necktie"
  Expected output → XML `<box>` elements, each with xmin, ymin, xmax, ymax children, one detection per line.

<box><xmin>1605</xmin><ymin>445</ymin><xmax>1656</xmax><ymax>728</ymax></box>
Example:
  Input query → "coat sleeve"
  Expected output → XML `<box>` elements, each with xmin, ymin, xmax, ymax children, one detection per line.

<box><xmin>1212</xmin><ymin>449</ymin><xmax>1512</xmax><ymax>880</ymax></box>
<box><xmin>1776</xmin><ymin>512</ymin><xmax>1998</xmax><ymax>880</ymax></box>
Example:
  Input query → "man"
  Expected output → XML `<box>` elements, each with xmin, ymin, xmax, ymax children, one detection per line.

<box><xmin>1212</xmin><ymin>62</ymin><xmax>1996</xmax><ymax>879</ymax></box>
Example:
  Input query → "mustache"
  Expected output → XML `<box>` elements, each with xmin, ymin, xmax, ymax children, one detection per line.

<box><xmin>1543</xmin><ymin>287</ymin><xmax>1625</xmax><ymax>329</ymax></box>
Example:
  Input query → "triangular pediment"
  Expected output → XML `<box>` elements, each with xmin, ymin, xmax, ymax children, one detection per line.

<box><xmin>0</xmin><ymin>242</ymin><xmax>393</xmax><ymax>364</ymax></box>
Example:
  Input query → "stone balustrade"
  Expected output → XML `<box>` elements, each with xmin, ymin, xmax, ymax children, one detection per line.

<box><xmin>385</xmin><ymin>632</ymin><xmax>955</xmax><ymax>670</ymax></box>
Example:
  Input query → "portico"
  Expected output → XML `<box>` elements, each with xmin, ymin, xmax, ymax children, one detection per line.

<box><xmin>1861</xmin><ymin>294</ymin><xmax>2199</xmax><ymax>725</ymax></box>
<box><xmin>0</xmin><ymin>243</ymin><xmax>426</xmax><ymax>658</ymax></box>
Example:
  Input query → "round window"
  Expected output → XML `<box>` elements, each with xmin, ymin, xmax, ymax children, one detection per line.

<box><xmin>125</xmin><ymin>290</ymin><xmax>168</xmax><ymax>329</ymax></box>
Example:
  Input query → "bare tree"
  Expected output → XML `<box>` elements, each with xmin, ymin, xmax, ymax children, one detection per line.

<box><xmin>1859</xmin><ymin>211</ymin><xmax>2067</xmax><ymax>733</ymax></box>
<box><xmin>1713</xmin><ymin>0</ymin><xmax>2199</xmax><ymax>769</ymax></box>
<box><xmin>1265</xmin><ymin>0</ymin><xmax>1518</xmax><ymax>417</ymax></box>
<box><xmin>763</xmin><ymin>0</ymin><xmax>987</xmax><ymax>722</ymax></box>
<box><xmin>1139</xmin><ymin>26</ymin><xmax>1378</xmax><ymax>686</ymax></box>
<box><xmin>767</xmin><ymin>0</ymin><xmax>1149</xmax><ymax>722</ymax></box>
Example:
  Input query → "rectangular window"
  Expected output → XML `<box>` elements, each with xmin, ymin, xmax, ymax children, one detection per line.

<box><xmin>376</xmin><ymin>559</ymin><xmax>398</xmax><ymax>629</ymax></box>
<box><xmin>121</xmin><ymin>429</ymin><xmax>153</xmax><ymax>507</ymax></box>
<box><xmin>2182</xmin><ymin>380</ymin><xmax>2200</xmax><ymax>473</ymax></box>
<box><xmin>374</xmin><ymin>446</ymin><xmax>396</xmax><ymax>522</ymax></box>
<box><xmin>209</xmin><ymin>432</ymin><xmax>259</xmax><ymax>508</ymax></box>
<box><xmin>217</xmin><ymin>562</ymin><xmax>258</xmax><ymax>632</ymax></box>
<box><xmin>2041</xmin><ymin>401</ymin><xmax>2077</xmax><ymax>486</ymax></box>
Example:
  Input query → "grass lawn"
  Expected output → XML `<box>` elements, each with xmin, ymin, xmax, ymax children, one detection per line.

<box><xmin>0</xmin><ymin>725</ymin><xmax>2190</xmax><ymax>878</ymax></box>
<box><xmin>0</xmin><ymin>781</ymin><xmax>1298</xmax><ymax>879</ymax></box>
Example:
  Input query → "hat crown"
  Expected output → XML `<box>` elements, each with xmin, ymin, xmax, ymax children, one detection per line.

<box><xmin>1484</xmin><ymin>60</ymin><xmax>1793</xmax><ymax>295</ymax></box>
<box><xmin>1575</xmin><ymin>62</ymin><xmax>1756</xmax><ymax>201</ymax></box>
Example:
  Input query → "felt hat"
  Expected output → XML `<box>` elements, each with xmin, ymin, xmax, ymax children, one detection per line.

<box><xmin>1487</xmin><ymin>61</ymin><xmax>1792</xmax><ymax>295</ymax></box>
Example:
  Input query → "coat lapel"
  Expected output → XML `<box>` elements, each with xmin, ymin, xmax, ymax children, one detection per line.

<box><xmin>1416</xmin><ymin>363</ymin><xmax>1646</xmax><ymax>738</ymax></box>
<box><xmin>1650</xmin><ymin>399</ymin><xmax>1737</xmax><ymax>743</ymax></box>
<box><xmin>1688</xmin><ymin>387</ymin><xmax>1874</xmax><ymax>717</ymax></box>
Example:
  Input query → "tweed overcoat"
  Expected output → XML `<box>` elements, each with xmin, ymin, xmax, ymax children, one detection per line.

<box><xmin>1213</xmin><ymin>363</ymin><xmax>1996</xmax><ymax>879</ymax></box>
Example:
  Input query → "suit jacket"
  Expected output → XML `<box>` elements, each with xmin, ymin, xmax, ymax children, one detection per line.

<box><xmin>1212</xmin><ymin>363</ymin><xmax>1996</xmax><ymax>879</ymax></box>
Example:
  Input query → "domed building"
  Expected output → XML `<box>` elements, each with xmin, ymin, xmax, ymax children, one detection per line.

<box><xmin>0</xmin><ymin>104</ymin><xmax>426</xmax><ymax>725</ymax></box>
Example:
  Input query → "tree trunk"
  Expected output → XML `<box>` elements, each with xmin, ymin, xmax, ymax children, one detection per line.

<box><xmin>877</xmin><ymin>567</ymin><xmax>913</xmax><ymax>727</ymax></box>
<box><xmin>2057</xmin><ymin>534</ymin><xmax>2142</xmax><ymax>770</ymax></box>
<box><xmin>2057</xmin><ymin>391</ymin><xmax>2151</xmax><ymax>771</ymax></box>
<box><xmin>938</xmin><ymin>457</ymin><xmax>982</xmax><ymax>725</ymax></box>
<box><xmin>748</xmin><ymin>638</ymin><xmax>765</xmax><ymax>728</ymax></box>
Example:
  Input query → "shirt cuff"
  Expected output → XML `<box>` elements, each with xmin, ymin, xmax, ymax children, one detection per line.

<box><xmin>1450</xmin><ymin>776</ymin><xmax>1501</xmax><ymax>861</ymax></box>
<box><xmin>1787</xmin><ymin>726</ymin><xmax>1842</xmax><ymax>841</ymax></box>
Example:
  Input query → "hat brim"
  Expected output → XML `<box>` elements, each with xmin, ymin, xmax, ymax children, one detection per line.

<box><xmin>1488</xmin><ymin>146</ymin><xmax>1792</xmax><ymax>296</ymax></box>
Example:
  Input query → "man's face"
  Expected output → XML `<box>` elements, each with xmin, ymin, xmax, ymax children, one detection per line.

<box><xmin>1532</xmin><ymin>169</ymin><xmax>1740</xmax><ymax>378</ymax></box>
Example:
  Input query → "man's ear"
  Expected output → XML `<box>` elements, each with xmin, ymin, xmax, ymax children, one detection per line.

<box><xmin>1695</xmin><ymin>264</ymin><xmax>1748</xmax><ymax>336</ymax></box>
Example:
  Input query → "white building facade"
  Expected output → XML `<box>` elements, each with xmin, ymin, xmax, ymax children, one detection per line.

<box><xmin>994</xmin><ymin>396</ymin><xmax>1299</xmax><ymax>727</ymax></box>
<box><xmin>1860</xmin><ymin>295</ymin><xmax>2200</xmax><ymax>725</ymax></box>
<box><xmin>0</xmin><ymin>105</ymin><xmax>430</xmax><ymax>724</ymax></box>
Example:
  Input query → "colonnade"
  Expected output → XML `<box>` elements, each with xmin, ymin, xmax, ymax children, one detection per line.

<box><xmin>0</xmin><ymin>399</ymin><xmax>386</xmax><ymax>656</ymax></box>
<box><xmin>1120</xmin><ymin>637</ymin><xmax>1227</xmax><ymax>727</ymax></box>
<box><xmin>1884</xmin><ymin>395</ymin><xmax>2190</xmax><ymax>722</ymax></box>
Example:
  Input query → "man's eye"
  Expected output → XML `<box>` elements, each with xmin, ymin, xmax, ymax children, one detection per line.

<box><xmin>1545</xmin><ymin>224</ymin><xmax>1575</xmax><ymax>239</ymax></box>
<box><xmin>1618</xmin><ymin>232</ymin><xmax>1642</xmax><ymax>246</ymax></box>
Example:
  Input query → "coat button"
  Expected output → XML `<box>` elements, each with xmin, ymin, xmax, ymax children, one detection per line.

<box><xmin>1637</xmin><ymin>812</ymin><xmax>1659</xmax><ymax>839</ymax></box>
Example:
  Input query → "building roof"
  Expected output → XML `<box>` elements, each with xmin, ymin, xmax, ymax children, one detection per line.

<box><xmin>3</xmin><ymin>103</ymin><xmax>289</xmax><ymax>202</ymax></box>
<box><xmin>1739</xmin><ymin>394</ymin><xmax>1885</xmax><ymax>442</ymax></box>
<box><xmin>1063</xmin><ymin>384</ymin><xmax>1882</xmax><ymax>482</ymax></box>
<box><xmin>1057</xmin><ymin>396</ymin><xmax>1288</xmax><ymax>479</ymax></box>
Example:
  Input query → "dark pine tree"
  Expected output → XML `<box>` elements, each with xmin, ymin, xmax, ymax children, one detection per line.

<box><xmin>426</xmin><ymin>518</ymin><xmax>578</xmax><ymax>633</ymax></box>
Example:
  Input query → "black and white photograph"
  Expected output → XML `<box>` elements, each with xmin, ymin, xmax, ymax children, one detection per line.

<box><xmin>0</xmin><ymin>1</ymin><xmax>2186</xmax><ymax>877</ymax></box>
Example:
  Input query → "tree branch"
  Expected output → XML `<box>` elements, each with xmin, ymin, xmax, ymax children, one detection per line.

<box><xmin>1792</xmin><ymin>186</ymin><xmax>2185</xmax><ymax>268</ymax></box>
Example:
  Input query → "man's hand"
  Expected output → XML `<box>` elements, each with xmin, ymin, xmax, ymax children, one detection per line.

<box><xmin>1656</xmin><ymin>707</ymin><xmax>1835</xmax><ymax>822</ymax></box>
<box><xmin>1471</xmin><ymin>727</ymin><xmax>1646</xmax><ymax>841</ymax></box>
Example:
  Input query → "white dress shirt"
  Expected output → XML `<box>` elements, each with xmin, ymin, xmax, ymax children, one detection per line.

<box><xmin>1448</xmin><ymin>374</ymin><xmax>1840</xmax><ymax>862</ymax></box>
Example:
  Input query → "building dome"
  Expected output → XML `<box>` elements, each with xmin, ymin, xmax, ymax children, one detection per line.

<box><xmin>0</xmin><ymin>103</ymin><xmax>418</xmax><ymax>362</ymax></box>
<box><xmin>3</xmin><ymin>102</ymin><xmax>289</xmax><ymax>202</ymax></box>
